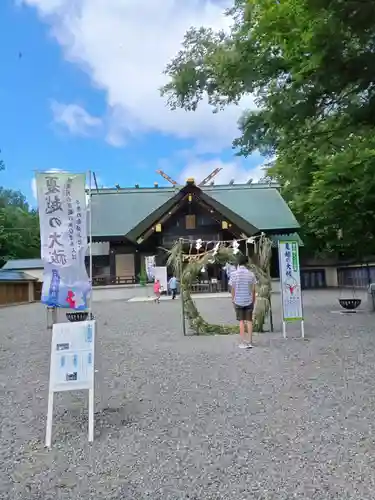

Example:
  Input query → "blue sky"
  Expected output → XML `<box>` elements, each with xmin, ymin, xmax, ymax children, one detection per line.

<box><xmin>0</xmin><ymin>0</ymin><xmax>265</xmax><ymax>204</ymax></box>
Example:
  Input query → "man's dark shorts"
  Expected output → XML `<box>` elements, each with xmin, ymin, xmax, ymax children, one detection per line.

<box><xmin>235</xmin><ymin>304</ymin><xmax>253</xmax><ymax>321</ymax></box>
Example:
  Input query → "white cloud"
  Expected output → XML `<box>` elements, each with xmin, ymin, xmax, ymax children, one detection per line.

<box><xmin>178</xmin><ymin>158</ymin><xmax>267</xmax><ymax>186</ymax></box>
<box><xmin>51</xmin><ymin>100</ymin><xmax>102</xmax><ymax>136</ymax></box>
<box><xmin>31</xmin><ymin>179</ymin><xmax>37</xmax><ymax>199</ymax></box>
<box><xmin>21</xmin><ymin>0</ymin><xmax>255</xmax><ymax>152</ymax></box>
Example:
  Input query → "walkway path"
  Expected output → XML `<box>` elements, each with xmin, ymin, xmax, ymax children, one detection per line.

<box><xmin>127</xmin><ymin>291</ymin><xmax>231</xmax><ymax>302</ymax></box>
<box><xmin>0</xmin><ymin>290</ymin><xmax>373</xmax><ymax>499</ymax></box>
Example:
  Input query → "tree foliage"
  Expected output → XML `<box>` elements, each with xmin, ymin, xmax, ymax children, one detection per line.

<box><xmin>162</xmin><ymin>0</ymin><xmax>375</xmax><ymax>258</ymax></box>
<box><xmin>0</xmin><ymin>168</ymin><xmax>40</xmax><ymax>266</ymax></box>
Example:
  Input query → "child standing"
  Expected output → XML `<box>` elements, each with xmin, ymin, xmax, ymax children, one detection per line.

<box><xmin>153</xmin><ymin>279</ymin><xmax>161</xmax><ymax>303</ymax></box>
<box><xmin>231</xmin><ymin>254</ymin><xmax>256</xmax><ymax>349</ymax></box>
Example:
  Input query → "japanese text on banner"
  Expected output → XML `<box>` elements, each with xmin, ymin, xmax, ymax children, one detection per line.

<box><xmin>36</xmin><ymin>172</ymin><xmax>91</xmax><ymax>310</ymax></box>
<box><xmin>278</xmin><ymin>241</ymin><xmax>303</xmax><ymax>322</ymax></box>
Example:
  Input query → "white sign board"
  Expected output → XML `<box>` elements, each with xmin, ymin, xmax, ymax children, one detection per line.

<box><xmin>154</xmin><ymin>266</ymin><xmax>168</xmax><ymax>292</ymax></box>
<box><xmin>49</xmin><ymin>320</ymin><xmax>95</xmax><ymax>391</ymax></box>
<box><xmin>45</xmin><ymin>320</ymin><xmax>96</xmax><ymax>447</ymax></box>
<box><xmin>278</xmin><ymin>241</ymin><xmax>304</xmax><ymax>338</ymax></box>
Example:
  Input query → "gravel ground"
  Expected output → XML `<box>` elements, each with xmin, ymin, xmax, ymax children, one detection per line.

<box><xmin>1</xmin><ymin>289</ymin><xmax>375</xmax><ymax>499</ymax></box>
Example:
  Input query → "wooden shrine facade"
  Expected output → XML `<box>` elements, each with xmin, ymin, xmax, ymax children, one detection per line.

<box><xmin>88</xmin><ymin>179</ymin><xmax>300</xmax><ymax>286</ymax></box>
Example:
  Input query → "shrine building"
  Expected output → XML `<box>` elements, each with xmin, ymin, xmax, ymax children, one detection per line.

<box><xmin>88</xmin><ymin>177</ymin><xmax>301</xmax><ymax>286</ymax></box>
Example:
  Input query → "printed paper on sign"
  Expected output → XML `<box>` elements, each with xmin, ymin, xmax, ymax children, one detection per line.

<box><xmin>49</xmin><ymin>321</ymin><xmax>95</xmax><ymax>392</ymax></box>
<box><xmin>35</xmin><ymin>172</ymin><xmax>91</xmax><ymax>310</ymax></box>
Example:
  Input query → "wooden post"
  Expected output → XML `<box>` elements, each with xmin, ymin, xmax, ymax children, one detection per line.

<box><xmin>269</xmin><ymin>293</ymin><xmax>274</xmax><ymax>333</ymax></box>
<box><xmin>179</xmin><ymin>239</ymin><xmax>186</xmax><ymax>336</ymax></box>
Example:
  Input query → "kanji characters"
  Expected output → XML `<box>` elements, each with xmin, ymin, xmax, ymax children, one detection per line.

<box><xmin>49</xmin><ymin>217</ymin><xmax>62</xmax><ymax>228</ymax></box>
<box><xmin>45</xmin><ymin>195</ymin><xmax>63</xmax><ymax>214</ymax></box>
<box><xmin>48</xmin><ymin>232</ymin><xmax>63</xmax><ymax>249</ymax></box>
<box><xmin>45</xmin><ymin>176</ymin><xmax>60</xmax><ymax>195</ymax></box>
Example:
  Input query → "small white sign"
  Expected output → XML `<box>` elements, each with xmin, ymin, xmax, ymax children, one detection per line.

<box><xmin>154</xmin><ymin>266</ymin><xmax>168</xmax><ymax>292</ymax></box>
<box><xmin>49</xmin><ymin>320</ymin><xmax>95</xmax><ymax>392</ymax></box>
<box><xmin>45</xmin><ymin>320</ymin><xmax>96</xmax><ymax>447</ymax></box>
<box><xmin>278</xmin><ymin>241</ymin><xmax>304</xmax><ymax>338</ymax></box>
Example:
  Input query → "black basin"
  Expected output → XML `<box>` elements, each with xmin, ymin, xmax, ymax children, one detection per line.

<box><xmin>66</xmin><ymin>311</ymin><xmax>89</xmax><ymax>322</ymax></box>
<box><xmin>338</xmin><ymin>298</ymin><xmax>361</xmax><ymax>310</ymax></box>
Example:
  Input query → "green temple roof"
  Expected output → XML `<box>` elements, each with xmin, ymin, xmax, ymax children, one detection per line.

<box><xmin>90</xmin><ymin>183</ymin><xmax>299</xmax><ymax>239</ymax></box>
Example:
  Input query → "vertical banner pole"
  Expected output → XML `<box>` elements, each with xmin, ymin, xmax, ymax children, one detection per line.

<box><xmin>88</xmin><ymin>170</ymin><xmax>93</xmax><ymax>318</ymax></box>
<box><xmin>46</xmin><ymin>306</ymin><xmax>57</xmax><ymax>332</ymax></box>
<box><xmin>87</xmin><ymin>170</ymin><xmax>99</xmax><ymax>420</ymax></box>
<box><xmin>88</xmin><ymin>389</ymin><xmax>94</xmax><ymax>442</ymax></box>
<box><xmin>88</xmin><ymin>319</ymin><xmax>95</xmax><ymax>444</ymax></box>
<box><xmin>267</xmin><ymin>262</ymin><xmax>274</xmax><ymax>333</ymax></box>
<box><xmin>278</xmin><ymin>242</ymin><xmax>286</xmax><ymax>339</ymax></box>
<box><xmin>45</xmin><ymin>391</ymin><xmax>54</xmax><ymax>448</ymax></box>
<box><xmin>299</xmin><ymin>245</ymin><xmax>305</xmax><ymax>339</ymax></box>
<box><xmin>282</xmin><ymin>321</ymin><xmax>287</xmax><ymax>339</ymax></box>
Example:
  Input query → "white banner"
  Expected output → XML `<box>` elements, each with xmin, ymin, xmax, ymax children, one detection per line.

<box><xmin>278</xmin><ymin>241</ymin><xmax>303</xmax><ymax>322</ymax></box>
<box><xmin>145</xmin><ymin>255</ymin><xmax>156</xmax><ymax>281</ymax></box>
<box><xmin>36</xmin><ymin>172</ymin><xmax>91</xmax><ymax>309</ymax></box>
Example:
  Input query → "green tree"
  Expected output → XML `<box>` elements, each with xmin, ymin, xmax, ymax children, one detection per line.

<box><xmin>0</xmin><ymin>168</ymin><xmax>40</xmax><ymax>266</ymax></box>
<box><xmin>161</xmin><ymin>0</ymin><xmax>375</xmax><ymax>258</ymax></box>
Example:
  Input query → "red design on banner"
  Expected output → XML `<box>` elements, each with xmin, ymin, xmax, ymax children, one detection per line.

<box><xmin>66</xmin><ymin>290</ymin><xmax>75</xmax><ymax>308</ymax></box>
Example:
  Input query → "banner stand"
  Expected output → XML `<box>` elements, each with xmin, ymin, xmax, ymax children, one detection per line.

<box><xmin>282</xmin><ymin>319</ymin><xmax>305</xmax><ymax>339</ymax></box>
<box><xmin>278</xmin><ymin>241</ymin><xmax>304</xmax><ymax>339</ymax></box>
<box><xmin>35</xmin><ymin>170</ymin><xmax>95</xmax><ymax>448</ymax></box>
<box><xmin>45</xmin><ymin>320</ymin><xmax>96</xmax><ymax>448</ymax></box>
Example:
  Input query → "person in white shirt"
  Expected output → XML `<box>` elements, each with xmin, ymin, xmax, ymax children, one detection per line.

<box><xmin>231</xmin><ymin>254</ymin><xmax>257</xmax><ymax>349</ymax></box>
<box><xmin>168</xmin><ymin>275</ymin><xmax>178</xmax><ymax>299</ymax></box>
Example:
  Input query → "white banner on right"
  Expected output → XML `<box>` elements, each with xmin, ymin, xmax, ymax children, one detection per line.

<box><xmin>278</xmin><ymin>240</ymin><xmax>304</xmax><ymax>338</ymax></box>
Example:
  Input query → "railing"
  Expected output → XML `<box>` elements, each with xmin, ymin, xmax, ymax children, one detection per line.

<box><xmin>92</xmin><ymin>275</ymin><xmax>229</xmax><ymax>291</ymax></box>
<box><xmin>191</xmin><ymin>280</ymin><xmax>227</xmax><ymax>293</ymax></box>
<box><xmin>92</xmin><ymin>275</ymin><xmax>136</xmax><ymax>286</ymax></box>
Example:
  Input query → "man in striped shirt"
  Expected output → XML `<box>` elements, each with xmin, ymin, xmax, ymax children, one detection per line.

<box><xmin>231</xmin><ymin>254</ymin><xmax>257</xmax><ymax>349</ymax></box>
